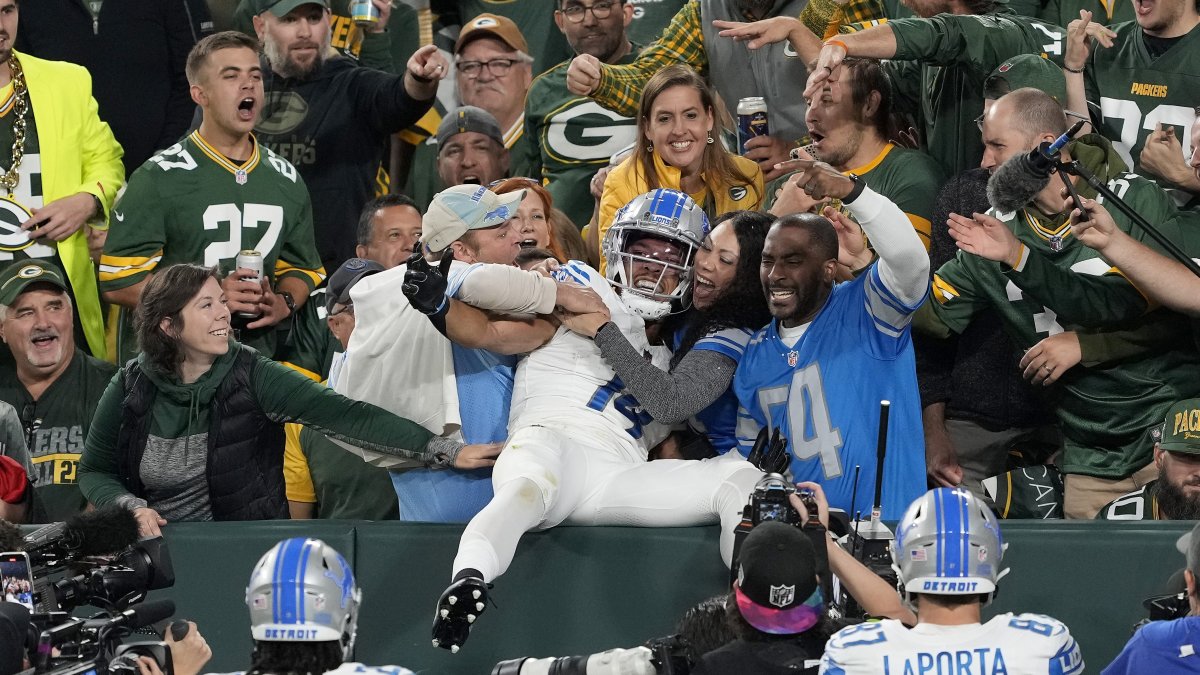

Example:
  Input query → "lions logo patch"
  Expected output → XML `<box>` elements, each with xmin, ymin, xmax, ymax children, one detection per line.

<box><xmin>769</xmin><ymin>584</ymin><xmax>795</xmax><ymax>608</ymax></box>
<box><xmin>729</xmin><ymin>186</ymin><xmax>748</xmax><ymax>201</ymax></box>
<box><xmin>0</xmin><ymin>197</ymin><xmax>35</xmax><ymax>252</ymax></box>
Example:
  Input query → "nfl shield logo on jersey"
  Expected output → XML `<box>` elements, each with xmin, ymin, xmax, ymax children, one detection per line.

<box><xmin>787</xmin><ymin>351</ymin><xmax>799</xmax><ymax>367</ymax></box>
<box><xmin>235</xmin><ymin>169</ymin><xmax>248</xmax><ymax>186</ymax></box>
<box><xmin>769</xmin><ymin>584</ymin><xmax>795</xmax><ymax>608</ymax></box>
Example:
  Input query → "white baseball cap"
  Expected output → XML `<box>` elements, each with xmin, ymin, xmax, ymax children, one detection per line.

<box><xmin>422</xmin><ymin>184</ymin><xmax>525</xmax><ymax>253</ymax></box>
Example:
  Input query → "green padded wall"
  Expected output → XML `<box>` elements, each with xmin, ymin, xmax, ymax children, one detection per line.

<box><xmin>46</xmin><ymin>520</ymin><xmax>1198</xmax><ymax>673</ymax></box>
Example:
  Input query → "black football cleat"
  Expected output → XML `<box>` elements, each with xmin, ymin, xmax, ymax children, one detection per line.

<box><xmin>431</xmin><ymin>576</ymin><xmax>489</xmax><ymax>653</ymax></box>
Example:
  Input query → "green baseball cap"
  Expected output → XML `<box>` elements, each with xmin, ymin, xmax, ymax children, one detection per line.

<box><xmin>985</xmin><ymin>54</ymin><xmax>1067</xmax><ymax>103</ymax></box>
<box><xmin>251</xmin><ymin>0</ymin><xmax>328</xmax><ymax>17</ymax></box>
<box><xmin>1160</xmin><ymin>398</ymin><xmax>1200</xmax><ymax>454</ymax></box>
<box><xmin>0</xmin><ymin>259</ymin><xmax>69</xmax><ymax>307</ymax></box>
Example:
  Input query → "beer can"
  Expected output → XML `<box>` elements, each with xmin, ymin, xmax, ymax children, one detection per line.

<box><xmin>736</xmin><ymin>97</ymin><xmax>769</xmax><ymax>156</ymax></box>
<box><xmin>235</xmin><ymin>250</ymin><xmax>264</xmax><ymax>319</ymax></box>
<box><xmin>350</xmin><ymin>0</ymin><xmax>381</xmax><ymax>27</ymax></box>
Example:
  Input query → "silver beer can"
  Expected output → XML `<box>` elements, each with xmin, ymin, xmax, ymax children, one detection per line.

<box><xmin>235</xmin><ymin>249</ymin><xmax>264</xmax><ymax>319</ymax></box>
<box><xmin>350</xmin><ymin>0</ymin><xmax>381</xmax><ymax>27</ymax></box>
<box><xmin>736</xmin><ymin>97</ymin><xmax>769</xmax><ymax>156</ymax></box>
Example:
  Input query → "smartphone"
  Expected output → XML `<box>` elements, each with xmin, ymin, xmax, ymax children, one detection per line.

<box><xmin>1</xmin><ymin>550</ymin><xmax>35</xmax><ymax>611</ymax></box>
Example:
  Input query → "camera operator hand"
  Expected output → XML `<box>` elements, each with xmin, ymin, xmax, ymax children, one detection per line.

<box><xmin>134</xmin><ymin>507</ymin><xmax>167</xmax><ymax>538</ymax></box>
<box><xmin>165</xmin><ymin>621</ymin><xmax>212</xmax><ymax>675</ymax></box>
<box><xmin>135</xmin><ymin>656</ymin><xmax>165</xmax><ymax>675</ymax></box>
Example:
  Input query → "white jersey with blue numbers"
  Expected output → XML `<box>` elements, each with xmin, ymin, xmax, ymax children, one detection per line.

<box><xmin>732</xmin><ymin>264</ymin><xmax>926</xmax><ymax>519</ymax></box>
<box><xmin>820</xmin><ymin>615</ymin><xmax>1084</xmax><ymax>675</ymax></box>
<box><xmin>507</xmin><ymin>261</ymin><xmax>673</xmax><ymax>459</ymax></box>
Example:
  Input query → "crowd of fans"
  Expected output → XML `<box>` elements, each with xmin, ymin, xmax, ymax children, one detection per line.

<box><xmin>0</xmin><ymin>0</ymin><xmax>1199</xmax><ymax>668</ymax></box>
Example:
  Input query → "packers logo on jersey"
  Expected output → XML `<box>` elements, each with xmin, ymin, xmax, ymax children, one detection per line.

<box><xmin>729</xmin><ymin>186</ymin><xmax>748</xmax><ymax>201</ymax></box>
<box><xmin>544</xmin><ymin>102</ymin><xmax>637</xmax><ymax>163</ymax></box>
<box><xmin>0</xmin><ymin>196</ymin><xmax>36</xmax><ymax>252</ymax></box>
<box><xmin>256</xmin><ymin>92</ymin><xmax>311</xmax><ymax>136</ymax></box>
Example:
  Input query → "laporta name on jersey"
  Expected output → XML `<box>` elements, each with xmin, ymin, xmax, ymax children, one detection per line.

<box><xmin>882</xmin><ymin>648</ymin><xmax>1009</xmax><ymax>675</ymax></box>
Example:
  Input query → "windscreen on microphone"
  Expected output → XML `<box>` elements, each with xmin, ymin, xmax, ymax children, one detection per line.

<box><xmin>987</xmin><ymin>149</ymin><xmax>1055</xmax><ymax>214</ymax></box>
<box><xmin>64</xmin><ymin>505</ymin><xmax>140</xmax><ymax>555</ymax></box>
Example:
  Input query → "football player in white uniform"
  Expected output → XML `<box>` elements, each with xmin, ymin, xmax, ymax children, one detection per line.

<box><xmin>820</xmin><ymin>488</ymin><xmax>1084</xmax><ymax>675</ymax></box>
<box><xmin>428</xmin><ymin>189</ymin><xmax>766</xmax><ymax>653</ymax></box>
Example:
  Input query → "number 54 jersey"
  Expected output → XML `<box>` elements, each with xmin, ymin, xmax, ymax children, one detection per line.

<box><xmin>100</xmin><ymin>130</ymin><xmax>324</xmax><ymax>297</ymax></box>
<box><xmin>733</xmin><ymin>266</ymin><xmax>926</xmax><ymax>519</ymax></box>
<box><xmin>820</xmin><ymin>614</ymin><xmax>1084</xmax><ymax>675</ymax></box>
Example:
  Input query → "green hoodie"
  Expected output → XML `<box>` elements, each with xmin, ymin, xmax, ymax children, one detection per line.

<box><xmin>80</xmin><ymin>342</ymin><xmax>452</xmax><ymax>519</ymax></box>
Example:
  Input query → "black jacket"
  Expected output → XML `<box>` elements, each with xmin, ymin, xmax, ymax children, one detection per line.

<box><xmin>16</xmin><ymin>0</ymin><xmax>211</xmax><ymax>177</ymax></box>
<box><xmin>254</xmin><ymin>56</ymin><xmax>435</xmax><ymax>271</ymax></box>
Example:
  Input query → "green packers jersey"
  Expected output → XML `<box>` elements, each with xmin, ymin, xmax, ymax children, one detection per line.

<box><xmin>871</xmin><ymin>11</ymin><xmax>1066</xmax><ymax>177</ymax></box>
<box><xmin>453</xmin><ymin>0</ymin><xmax>574</xmax><ymax>76</ymax></box>
<box><xmin>0</xmin><ymin>350</ymin><xmax>116</xmax><ymax>522</ymax></box>
<box><xmin>100</xmin><ymin>131</ymin><xmax>324</xmax><ymax>360</ymax></box>
<box><xmin>1084</xmin><ymin>22</ymin><xmax>1200</xmax><ymax>203</ymax></box>
<box><xmin>930</xmin><ymin>171</ymin><xmax>1200</xmax><ymax>479</ymax></box>
<box><xmin>299</xmin><ymin>425</ymin><xmax>399</xmax><ymax>520</ymax></box>
<box><xmin>627</xmin><ymin>0</ymin><xmax>688</xmax><ymax>46</ymax></box>
<box><xmin>523</xmin><ymin>50</ymin><xmax>641</xmax><ymax>227</ymax></box>
<box><xmin>763</xmin><ymin>143</ymin><xmax>944</xmax><ymax>250</ymax></box>
<box><xmin>1038</xmin><ymin>0</ymin><xmax>1135</xmax><ymax>29</ymax></box>
<box><xmin>277</xmin><ymin>287</ymin><xmax>339</xmax><ymax>381</ymax></box>
<box><xmin>1096</xmin><ymin>479</ymin><xmax>1161</xmax><ymax>519</ymax></box>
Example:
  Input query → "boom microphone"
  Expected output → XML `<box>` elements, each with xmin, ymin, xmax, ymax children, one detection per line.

<box><xmin>25</xmin><ymin>505</ymin><xmax>140</xmax><ymax>556</ymax></box>
<box><xmin>84</xmin><ymin>599</ymin><xmax>176</xmax><ymax>632</ymax></box>
<box><xmin>987</xmin><ymin>120</ymin><xmax>1086</xmax><ymax>214</ymax></box>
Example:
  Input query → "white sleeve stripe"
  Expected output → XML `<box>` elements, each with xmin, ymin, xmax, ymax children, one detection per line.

<box><xmin>1012</xmin><ymin>244</ymin><xmax>1030</xmax><ymax>272</ymax></box>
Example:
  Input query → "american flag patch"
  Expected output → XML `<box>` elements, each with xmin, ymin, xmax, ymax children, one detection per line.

<box><xmin>911</xmin><ymin>550</ymin><xmax>927</xmax><ymax>561</ymax></box>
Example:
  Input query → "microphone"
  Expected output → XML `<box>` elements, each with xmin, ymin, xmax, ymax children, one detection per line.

<box><xmin>987</xmin><ymin>120</ymin><xmax>1086</xmax><ymax>214</ymax></box>
<box><xmin>85</xmin><ymin>599</ymin><xmax>176</xmax><ymax>632</ymax></box>
<box><xmin>24</xmin><ymin>505</ymin><xmax>140</xmax><ymax>558</ymax></box>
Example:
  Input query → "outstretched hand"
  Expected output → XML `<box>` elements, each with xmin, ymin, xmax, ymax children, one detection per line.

<box><xmin>713</xmin><ymin>16</ymin><xmax>802</xmax><ymax>50</ymax></box>
<box><xmin>403</xmin><ymin>243</ymin><xmax>453</xmax><ymax>315</ymax></box>
<box><xmin>748</xmin><ymin>426</ymin><xmax>790</xmax><ymax>474</ymax></box>
<box><xmin>455</xmin><ymin>443</ymin><xmax>503</xmax><ymax>469</ymax></box>
<box><xmin>947</xmin><ymin>212</ymin><xmax>1022</xmax><ymax>267</ymax></box>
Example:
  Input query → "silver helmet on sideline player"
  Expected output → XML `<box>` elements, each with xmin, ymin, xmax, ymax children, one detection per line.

<box><xmin>603</xmin><ymin>189</ymin><xmax>708</xmax><ymax>320</ymax></box>
<box><xmin>246</xmin><ymin>537</ymin><xmax>362</xmax><ymax>658</ymax></box>
<box><xmin>891</xmin><ymin>488</ymin><xmax>1010</xmax><ymax>606</ymax></box>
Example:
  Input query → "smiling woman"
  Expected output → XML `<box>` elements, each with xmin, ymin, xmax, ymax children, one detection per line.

<box><xmin>77</xmin><ymin>264</ymin><xmax>503</xmax><ymax>533</ymax></box>
<box><xmin>597</xmin><ymin>65</ymin><xmax>764</xmax><ymax>275</ymax></box>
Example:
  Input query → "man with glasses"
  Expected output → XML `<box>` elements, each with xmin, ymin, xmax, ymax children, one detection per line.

<box><xmin>248</xmin><ymin>0</ymin><xmax>447</xmax><ymax>273</ymax></box>
<box><xmin>0</xmin><ymin>260</ymin><xmax>115</xmax><ymax>522</ymax></box>
<box><xmin>521</xmin><ymin>0</ymin><xmax>640</xmax><ymax>228</ymax></box>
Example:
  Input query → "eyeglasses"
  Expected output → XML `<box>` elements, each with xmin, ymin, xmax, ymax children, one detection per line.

<box><xmin>456</xmin><ymin>58</ymin><xmax>522</xmax><ymax>78</ymax></box>
<box><xmin>558</xmin><ymin>0</ymin><xmax>618</xmax><ymax>22</ymax></box>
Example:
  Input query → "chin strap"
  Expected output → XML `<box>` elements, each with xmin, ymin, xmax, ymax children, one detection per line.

<box><xmin>622</xmin><ymin>292</ymin><xmax>672</xmax><ymax>320</ymax></box>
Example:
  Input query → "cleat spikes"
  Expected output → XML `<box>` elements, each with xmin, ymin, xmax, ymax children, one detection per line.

<box><xmin>467</xmin><ymin>615</ymin><xmax>476</xmax><ymax>624</ymax></box>
<box><xmin>432</xmin><ymin>576</ymin><xmax>490</xmax><ymax>653</ymax></box>
<box><xmin>472</xmin><ymin>590</ymin><xmax>482</xmax><ymax>600</ymax></box>
<box><xmin>440</xmin><ymin>609</ymin><xmax>449</xmax><ymax>618</ymax></box>
<box><xmin>451</xmin><ymin>645</ymin><xmax>460</xmax><ymax>654</ymax></box>
<box><xmin>448</xmin><ymin>596</ymin><xmax>457</xmax><ymax>605</ymax></box>
<box><xmin>432</xmin><ymin>639</ymin><xmax>440</xmax><ymax>647</ymax></box>
<box><xmin>476</xmin><ymin>602</ymin><xmax>485</xmax><ymax>611</ymax></box>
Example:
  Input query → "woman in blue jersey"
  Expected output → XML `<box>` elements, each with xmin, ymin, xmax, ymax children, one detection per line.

<box><xmin>560</xmin><ymin>209</ymin><xmax>771</xmax><ymax>455</ymax></box>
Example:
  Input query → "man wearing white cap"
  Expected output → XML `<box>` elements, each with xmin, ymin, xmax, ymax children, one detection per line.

<box><xmin>335</xmin><ymin>184</ymin><xmax>601</xmax><ymax>522</ymax></box>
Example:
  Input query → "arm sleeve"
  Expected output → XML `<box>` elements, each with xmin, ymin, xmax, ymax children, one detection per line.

<box><xmin>593</xmin><ymin>322</ymin><xmax>736</xmax><ymax>424</ymax></box>
<box><xmin>1002</xmin><ymin>246</ymin><xmax>1148</xmax><ymax>326</ymax></box>
<box><xmin>451</xmin><ymin>264</ymin><xmax>560</xmax><ymax>314</ymax></box>
<box><xmin>274</xmin><ymin>186</ymin><xmax>326</xmax><ymax>291</ymax></box>
<box><xmin>1076</xmin><ymin>309</ymin><xmax>1192</xmax><ymax>366</ymax></box>
<box><xmin>158</xmin><ymin>1</ymin><xmax>201</xmax><ymax>152</ymax></box>
<box><xmin>928</xmin><ymin>255</ymin><xmax>990</xmax><ymax>335</ymax></box>
<box><xmin>0</xmin><ymin>403</ymin><xmax>31</xmax><ymax>477</ymax></box>
<box><xmin>353</xmin><ymin>68</ymin><xmax>437</xmax><ymax>136</ymax></box>
<box><xmin>846</xmin><ymin>186</ymin><xmax>930</xmax><ymax>306</ymax></box>
<box><xmin>283</xmin><ymin>423</ymin><xmax>318</xmax><ymax>503</ymax></box>
<box><xmin>76</xmin><ymin>72</ymin><xmax>126</xmax><ymax>223</ymax></box>
<box><xmin>357</xmin><ymin>30</ymin><xmax>398</xmax><ymax>73</ymax></box>
<box><xmin>251</xmin><ymin>357</ymin><xmax>437</xmax><ymax>464</ymax></box>
<box><xmin>98</xmin><ymin>170</ymin><xmax>167</xmax><ymax>291</ymax></box>
<box><xmin>79</xmin><ymin>371</ymin><xmax>138</xmax><ymax>508</ymax></box>
<box><xmin>889</xmin><ymin>14</ymin><xmax>1024</xmax><ymax>72</ymax></box>
<box><xmin>591</xmin><ymin>2</ymin><xmax>708</xmax><ymax>118</ymax></box>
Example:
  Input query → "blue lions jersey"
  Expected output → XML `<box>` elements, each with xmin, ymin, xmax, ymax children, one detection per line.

<box><xmin>674</xmin><ymin>326</ymin><xmax>754</xmax><ymax>454</ymax></box>
<box><xmin>733</xmin><ymin>265</ymin><xmax>926</xmax><ymax>519</ymax></box>
<box><xmin>1104</xmin><ymin>615</ymin><xmax>1200</xmax><ymax>675</ymax></box>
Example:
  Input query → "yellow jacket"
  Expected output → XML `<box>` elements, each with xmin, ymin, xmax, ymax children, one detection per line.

<box><xmin>597</xmin><ymin>151</ymin><xmax>763</xmax><ymax>274</ymax></box>
<box><xmin>21</xmin><ymin>51</ymin><xmax>125</xmax><ymax>361</ymax></box>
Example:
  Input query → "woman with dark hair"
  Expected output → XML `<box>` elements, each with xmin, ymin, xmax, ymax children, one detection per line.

<box><xmin>560</xmin><ymin>210</ymin><xmax>772</xmax><ymax>455</ymax></box>
<box><xmin>597</xmin><ymin>65</ymin><xmax>764</xmax><ymax>274</ymax></box>
<box><xmin>79</xmin><ymin>264</ymin><xmax>500</xmax><ymax>535</ymax></box>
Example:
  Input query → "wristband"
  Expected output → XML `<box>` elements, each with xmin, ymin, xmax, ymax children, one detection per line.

<box><xmin>842</xmin><ymin>173</ymin><xmax>866</xmax><ymax>204</ymax></box>
<box><xmin>823</xmin><ymin>39</ymin><xmax>849</xmax><ymax>53</ymax></box>
<box><xmin>408</xmin><ymin>69</ymin><xmax>434</xmax><ymax>84</ymax></box>
<box><xmin>1063</xmin><ymin>64</ymin><xmax>1084</xmax><ymax>74</ymax></box>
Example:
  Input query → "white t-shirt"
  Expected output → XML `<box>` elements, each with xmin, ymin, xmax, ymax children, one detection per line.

<box><xmin>820</xmin><ymin>614</ymin><xmax>1084</xmax><ymax>675</ymax></box>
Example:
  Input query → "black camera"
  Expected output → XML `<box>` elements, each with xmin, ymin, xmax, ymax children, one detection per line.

<box><xmin>750</xmin><ymin>474</ymin><xmax>803</xmax><ymax>526</ymax></box>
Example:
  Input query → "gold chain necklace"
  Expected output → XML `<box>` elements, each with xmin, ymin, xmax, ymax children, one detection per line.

<box><xmin>0</xmin><ymin>55</ymin><xmax>28</xmax><ymax>198</ymax></box>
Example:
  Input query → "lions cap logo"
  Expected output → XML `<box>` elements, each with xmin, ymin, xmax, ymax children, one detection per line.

<box><xmin>729</xmin><ymin>186</ymin><xmax>748</xmax><ymax>201</ymax></box>
<box><xmin>769</xmin><ymin>584</ymin><xmax>795</xmax><ymax>608</ymax></box>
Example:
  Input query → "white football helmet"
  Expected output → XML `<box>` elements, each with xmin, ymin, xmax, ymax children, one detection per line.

<box><xmin>891</xmin><ymin>488</ymin><xmax>1010</xmax><ymax>606</ymax></box>
<box><xmin>603</xmin><ymin>189</ymin><xmax>709</xmax><ymax>319</ymax></box>
<box><xmin>246</xmin><ymin>538</ymin><xmax>362</xmax><ymax>658</ymax></box>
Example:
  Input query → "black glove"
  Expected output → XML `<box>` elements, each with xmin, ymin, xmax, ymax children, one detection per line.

<box><xmin>402</xmin><ymin>244</ymin><xmax>453</xmax><ymax>316</ymax></box>
<box><xmin>747</xmin><ymin>426</ymin><xmax>789</xmax><ymax>475</ymax></box>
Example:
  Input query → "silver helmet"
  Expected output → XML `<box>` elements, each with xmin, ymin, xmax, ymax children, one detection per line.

<box><xmin>246</xmin><ymin>538</ymin><xmax>362</xmax><ymax>658</ymax></box>
<box><xmin>891</xmin><ymin>488</ymin><xmax>1009</xmax><ymax>605</ymax></box>
<box><xmin>603</xmin><ymin>189</ymin><xmax>709</xmax><ymax>319</ymax></box>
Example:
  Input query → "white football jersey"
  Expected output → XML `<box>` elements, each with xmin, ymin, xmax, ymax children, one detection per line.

<box><xmin>507</xmin><ymin>261</ymin><xmax>672</xmax><ymax>456</ymax></box>
<box><xmin>820</xmin><ymin>614</ymin><xmax>1083</xmax><ymax>675</ymax></box>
